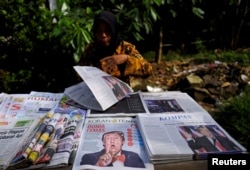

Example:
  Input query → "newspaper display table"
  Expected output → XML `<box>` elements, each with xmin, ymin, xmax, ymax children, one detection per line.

<box><xmin>1</xmin><ymin>67</ymin><xmax>247</xmax><ymax>170</ymax></box>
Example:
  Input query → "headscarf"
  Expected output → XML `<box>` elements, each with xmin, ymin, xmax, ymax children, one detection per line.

<box><xmin>92</xmin><ymin>11</ymin><xmax>122</xmax><ymax>62</ymax></box>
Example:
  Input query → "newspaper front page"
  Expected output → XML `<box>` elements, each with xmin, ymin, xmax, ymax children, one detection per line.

<box><xmin>0</xmin><ymin>117</ymin><xmax>41</xmax><ymax>170</ymax></box>
<box><xmin>65</xmin><ymin>66</ymin><xmax>133</xmax><ymax>111</ymax></box>
<box><xmin>72</xmin><ymin>117</ymin><xmax>154</xmax><ymax>170</ymax></box>
<box><xmin>136</xmin><ymin>113</ymin><xmax>247</xmax><ymax>164</ymax></box>
<box><xmin>139</xmin><ymin>91</ymin><xmax>209</xmax><ymax>114</ymax></box>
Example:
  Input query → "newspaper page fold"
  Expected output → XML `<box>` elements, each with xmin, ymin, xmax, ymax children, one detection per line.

<box><xmin>87</xmin><ymin>92</ymin><xmax>149</xmax><ymax>117</ymax></box>
<box><xmin>65</xmin><ymin>66</ymin><xmax>133</xmax><ymax>111</ymax></box>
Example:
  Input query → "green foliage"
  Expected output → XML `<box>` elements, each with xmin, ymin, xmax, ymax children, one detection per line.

<box><xmin>214</xmin><ymin>50</ymin><xmax>250</xmax><ymax>66</ymax></box>
<box><xmin>51</xmin><ymin>7</ymin><xmax>94</xmax><ymax>62</ymax></box>
<box><xmin>50</xmin><ymin>0</ymin><xmax>164</xmax><ymax>61</ymax></box>
<box><xmin>142</xmin><ymin>51</ymin><xmax>156</xmax><ymax>61</ymax></box>
<box><xmin>0</xmin><ymin>0</ymin><xmax>53</xmax><ymax>53</ymax></box>
<box><xmin>0</xmin><ymin>0</ymin><xmax>166</xmax><ymax>93</ymax></box>
<box><xmin>0</xmin><ymin>69</ymin><xmax>32</xmax><ymax>92</ymax></box>
<box><xmin>0</xmin><ymin>0</ymin><xmax>78</xmax><ymax>93</ymax></box>
<box><xmin>215</xmin><ymin>85</ymin><xmax>250</xmax><ymax>150</ymax></box>
<box><xmin>181</xmin><ymin>49</ymin><xmax>250</xmax><ymax>66</ymax></box>
<box><xmin>144</xmin><ymin>48</ymin><xmax>250</xmax><ymax>66</ymax></box>
<box><xmin>0</xmin><ymin>0</ymin><xmax>249</xmax><ymax>94</ymax></box>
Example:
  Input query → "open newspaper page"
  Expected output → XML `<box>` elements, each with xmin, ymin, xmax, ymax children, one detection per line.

<box><xmin>87</xmin><ymin>92</ymin><xmax>149</xmax><ymax>117</ymax></box>
<box><xmin>64</xmin><ymin>81</ymin><xmax>101</xmax><ymax>110</ymax></box>
<box><xmin>139</xmin><ymin>91</ymin><xmax>209</xmax><ymax>114</ymax></box>
<box><xmin>0</xmin><ymin>117</ymin><xmax>41</xmax><ymax>170</ymax></box>
<box><xmin>136</xmin><ymin>113</ymin><xmax>247</xmax><ymax>164</ymax></box>
<box><xmin>68</xmin><ymin>66</ymin><xmax>133</xmax><ymax>111</ymax></box>
<box><xmin>64</xmin><ymin>95</ymin><xmax>88</xmax><ymax>109</ymax></box>
<box><xmin>72</xmin><ymin>117</ymin><xmax>154</xmax><ymax>170</ymax></box>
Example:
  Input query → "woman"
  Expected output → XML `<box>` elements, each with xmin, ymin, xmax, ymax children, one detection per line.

<box><xmin>78</xmin><ymin>11</ymin><xmax>153</xmax><ymax>85</ymax></box>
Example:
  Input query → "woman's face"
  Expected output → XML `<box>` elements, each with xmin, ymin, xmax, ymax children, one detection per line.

<box><xmin>95</xmin><ymin>20</ymin><xmax>112</xmax><ymax>47</ymax></box>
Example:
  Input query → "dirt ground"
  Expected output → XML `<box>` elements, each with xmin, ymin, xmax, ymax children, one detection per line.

<box><xmin>130</xmin><ymin>58</ymin><xmax>250</xmax><ymax>113</ymax></box>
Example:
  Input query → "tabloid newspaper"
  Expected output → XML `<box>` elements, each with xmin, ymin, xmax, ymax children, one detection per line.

<box><xmin>0</xmin><ymin>116</ymin><xmax>41</xmax><ymax>170</ymax></box>
<box><xmin>72</xmin><ymin>117</ymin><xmax>154</xmax><ymax>170</ymax></box>
<box><xmin>136</xmin><ymin>113</ymin><xmax>247</xmax><ymax>164</ymax></box>
<box><xmin>64</xmin><ymin>66</ymin><xmax>133</xmax><ymax>111</ymax></box>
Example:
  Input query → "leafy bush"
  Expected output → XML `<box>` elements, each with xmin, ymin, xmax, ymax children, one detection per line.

<box><xmin>175</xmin><ymin>48</ymin><xmax>250</xmax><ymax>66</ymax></box>
<box><xmin>215</xmin><ymin>85</ymin><xmax>250</xmax><ymax>150</ymax></box>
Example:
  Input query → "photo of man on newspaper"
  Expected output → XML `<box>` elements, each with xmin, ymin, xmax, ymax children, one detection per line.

<box><xmin>179</xmin><ymin>125</ymin><xmax>241</xmax><ymax>153</ymax></box>
<box><xmin>102</xmin><ymin>76</ymin><xmax>131</xmax><ymax>100</ymax></box>
<box><xmin>80</xmin><ymin>131</ymin><xmax>145</xmax><ymax>168</ymax></box>
<box><xmin>144</xmin><ymin>99</ymin><xmax>183</xmax><ymax>113</ymax></box>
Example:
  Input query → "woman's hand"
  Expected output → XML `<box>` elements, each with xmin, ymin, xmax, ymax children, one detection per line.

<box><xmin>100</xmin><ymin>54</ymin><xmax>128</xmax><ymax>74</ymax></box>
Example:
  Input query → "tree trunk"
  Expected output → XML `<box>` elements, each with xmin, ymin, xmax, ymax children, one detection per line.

<box><xmin>156</xmin><ymin>26</ymin><xmax>163</xmax><ymax>64</ymax></box>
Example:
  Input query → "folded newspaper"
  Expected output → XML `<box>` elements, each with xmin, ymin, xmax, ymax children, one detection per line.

<box><xmin>0</xmin><ymin>117</ymin><xmax>41</xmax><ymax>170</ymax></box>
<box><xmin>6</xmin><ymin>98</ymin><xmax>87</xmax><ymax>170</ymax></box>
<box><xmin>72</xmin><ymin>117</ymin><xmax>154</xmax><ymax>170</ymax></box>
<box><xmin>64</xmin><ymin>66</ymin><xmax>133</xmax><ymax>111</ymax></box>
<box><xmin>136</xmin><ymin>113</ymin><xmax>247</xmax><ymax>164</ymax></box>
<box><xmin>87</xmin><ymin>92</ymin><xmax>148</xmax><ymax>117</ymax></box>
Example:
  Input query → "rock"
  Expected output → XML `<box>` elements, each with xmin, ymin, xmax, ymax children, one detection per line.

<box><xmin>186</xmin><ymin>74</ymin><xmax>203</xmax><ymax>87</ymax></box>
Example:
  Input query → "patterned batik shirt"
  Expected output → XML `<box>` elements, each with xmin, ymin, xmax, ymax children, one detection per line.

<box><xmin>79</xmin><ymin>40</ymin><xmax>153</xmax><ymax>84</ymax></box>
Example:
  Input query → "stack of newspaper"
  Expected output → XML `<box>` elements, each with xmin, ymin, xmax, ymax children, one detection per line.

<box><xmin>136</xmin><ymin>112</ymin><xmax>247</xmax><ymax>164</ymax></box>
